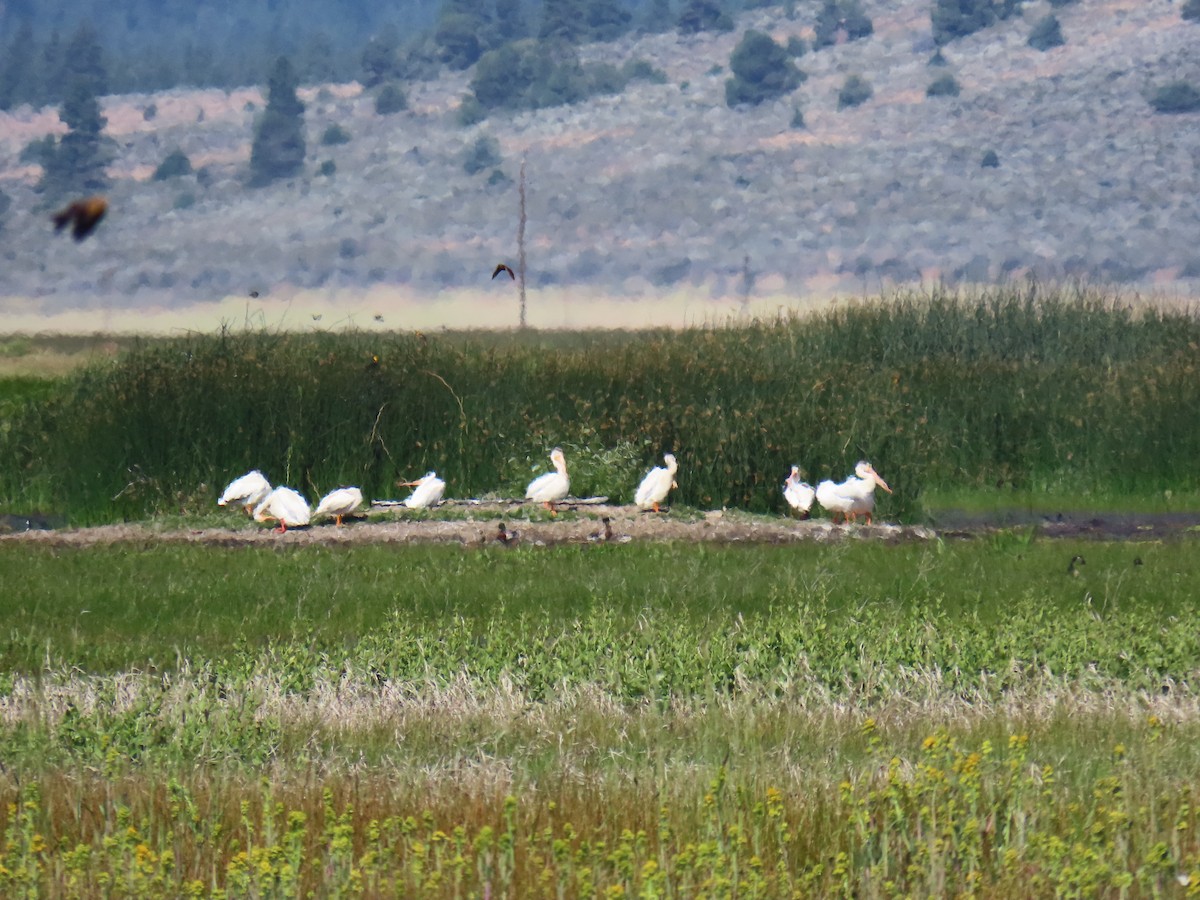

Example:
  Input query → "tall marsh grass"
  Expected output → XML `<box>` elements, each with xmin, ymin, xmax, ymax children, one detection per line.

<box><xmin>2</xmin><ymin>284</ymin><xmax>1198</xmax><ymax>522</ymax></box>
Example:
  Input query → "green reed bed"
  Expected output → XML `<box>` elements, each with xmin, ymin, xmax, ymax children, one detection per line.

<box><xmin>2</xmin><ymin>539</ymin><xmax>1200</xmax><ymax>897</ymax></box>
<box><xmin>2</xmin><ymin>285</ymin><xmax>1199</xmax><ymax>523</ymax></box>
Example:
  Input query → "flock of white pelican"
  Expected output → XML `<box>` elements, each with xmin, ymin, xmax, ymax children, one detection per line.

<box><xmin>217</xmin><ymin>450</ymin><xmax>891</xmax><ymax>531</ymax></box>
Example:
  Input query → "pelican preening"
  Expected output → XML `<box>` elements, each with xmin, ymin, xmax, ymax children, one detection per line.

<box><xmin>815</xmin><ymin>461</ymin><xmax>892</xmax><ymax>525</ymax></box>
<box><xmin>218</xmin><ymin>470</ymin><xmax>272</xmax><ymax>515</ymax></box>
<box><xmin>525</xmin><ymin>447</ymin><xmax>570</xmax><ymax>514</ymax></box>
<box><xmin>313</xmin><ymin>486</ymin><xmax>364</xmax><ymax>526</ymax></box>
<box><xmin>253</xmin><ymin>486</ymin><xmax>312</xmax><ymax>533</ymax></box>
<box><xmin>400</xmin><ymin>471</ymin><xmax>446</xmax><ymax>509</ymax></box>
<box><xmin>635</xmin><ymin>453</ymin><xmax>678</xmax><ymax>513</ymax></box>
<box><xmin>783</xmin><ymin>466</ymin><xmax>816</xmax><ymax>518</ymax></box>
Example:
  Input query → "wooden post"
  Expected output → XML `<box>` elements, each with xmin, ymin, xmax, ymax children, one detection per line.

<box><xmin>518</xmin><ymin>158</ymin><xmax>528</xmax><ymax>329</ymax></box>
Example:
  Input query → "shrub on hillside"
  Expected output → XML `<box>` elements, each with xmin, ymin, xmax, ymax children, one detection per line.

<box><xmin>1150</xmin><ymin>81</ymin><xmax>1200</xmax><ymax>114</ymax></box>
<box><xmin>725</xmin><ymin>30</ymin><xmax>804</xmax><ymax>108</ymax></box>
<box><xmin>813</xmin><ymin>0</ymin><xmax>873</xmax><ymax>49</ymax></box>
<box><xmin>676</xmin><ymin>0</ymin><xmax>734</xmax><ymax>34</ymax></box>
<box><xmin>926</xmin><ymin>72</ymin><xmax>960</xmax><ymax>97</ymax></box>
<box><xmin>837</xmin><ymin>73</ymin><xmax>872</xmax><ymax>110</ymax></box>
<box><xmin>19</xmin><ymin>135</ymin><xmax>56</xmax><ymax>166</ymax></box>
<box><xmin>320</xmin><ymin>124</ymin><xmax>351</xmax><ymax>146</ymax></box>
<box><xmin>931</xmin><ymin>0</ymin><xmax>1022</xmax><ymax>45</ymax></box>
<box><xmin>623</xmin><ymin>58</ymin><xmax>668</xmax><ymax>84</ymax></box>
<box><xmin>153</xmin><ymin>148</ymin><xmax>193</xmax><ymax>181</ymax></box>
<box><xmin>375</xmin><ymin>83</ymin><xmax>408</xmax><ymax>115</ymax></box>
<box><xmin>468</xmin><ymin>38</ymin><xmax>629</xmax><ymax>116</ymax></box>
<box><xmin>1027</xmin><ymin>15</ymin><xmax>1064</xmax><ymax>51</ymax></box>
<box><xmin>463</xmin><ymin>135</ymin><xmax>502</xmax><ymax>175</ymax></box>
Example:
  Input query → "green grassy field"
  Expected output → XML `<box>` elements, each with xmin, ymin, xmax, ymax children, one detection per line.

<box><xmin>2</xmin><ymin>538</ymin><xmax>1200</xmax><ymax>897</ymax></box>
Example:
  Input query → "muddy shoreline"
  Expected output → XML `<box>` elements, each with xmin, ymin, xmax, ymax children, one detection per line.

<box><xmin>3</xmin><ymin>501</ymin><xmax>1198</xmax><ymax>547</ymax></box>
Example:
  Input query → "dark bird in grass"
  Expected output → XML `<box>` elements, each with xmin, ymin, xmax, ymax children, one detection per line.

<box><xmin>52</xmin><ymin>196</ymin><xmax>108</xmax><ymax>241</ymax></box>
<box><xmin>495</xmin><ymin>521</ymin><xmax>520</xmax><ymax>545</ymax></box>
<box><xmin>1067</xmin><ymin>554</ymin><xmax>1086</xmax><ymax>577</ymax></box>
<box><xmin>492</xmin><ymin>263</ymin><xmax>515</xmax><ymax>280</ymax></box>
<box><xmin>588</xmin><ymin>516</ymin><xmax>615</xmax><ymax>543</ymax></box>
<box><xmin>1134</xmin><ymin>556</ymin><xmax>1144</xmax><ymax>567</ymax></box>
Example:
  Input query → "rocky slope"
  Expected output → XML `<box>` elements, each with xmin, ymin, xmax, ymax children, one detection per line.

<box><xmin>0</xmin><ymin>0</ymin><xmax>1197</xmax><ymax>320</ymax></box>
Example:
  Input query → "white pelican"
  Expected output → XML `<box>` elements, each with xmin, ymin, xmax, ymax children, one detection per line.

<box><xmin>313</xmin><ymin>486</ymin><xmax>364</xmax><ymax>526</ymax></box>
<box><xmin>400</xmin><ymin>471</ymin><xmax>446</xmax><ymax>509</ymax></box>
<box><xmin>635</xmin><ymin>453</ymin><xmax>678</xmax><ymax>512</ymax></box>
<box><xmin>816</xmin><ymin>461</ymin><xmax>892</xmax><ymax>525</ymax></box>
<box><xmin>218</xmin><ymin>470</ymin><xmax>272</xmax><ymax>515</ymax></box>
<box><xmin>783</xmin><ymin>466</ymin><xmax>816</xmax><ymax>518</ymax></box>
<box><xmin>253</xmin><ymin>486</ymin><xmax>311</xmax><ymax>533</ymax></box>
<box><xmin>525</xmin><ymin>447</ymin><xmax>570</xmax><ymax>514</ymax></box>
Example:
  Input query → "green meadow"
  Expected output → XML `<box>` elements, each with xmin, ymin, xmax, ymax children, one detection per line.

<box><xmin>2</xmin><ymin>286</ymin><xmax>1200</xmax><ymax>897</ymax></box>
<box><xmin>2</xmin><ymin>540</ymin><xmax>1200</xmax><ymax>897</ymax></box>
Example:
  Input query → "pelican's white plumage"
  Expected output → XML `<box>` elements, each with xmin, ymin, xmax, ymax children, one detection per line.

<box><xmin>313</xmin><ymin>486</ymin><xmax>363</xmax><ymax>525</ymax></box>
<box><xmin>525</xmin><ymin>447</ymin><xmax>570</xmax><ymax>513</ymax></box>
<box><xmin>816</xmin><ymin>461</ymin><xmax>892</xmax><ymax>525</ymax></box>
<box><xmin>783</xmin><ymin>466</ymin><xmax>816</xmax><ymax>517</ymax></box>
<box><xmin>218</xmin><ymin>470</ymin><xmax>271</xmax><ymax>514</ymax></box>
<box><xmin>635</xmin><ymin>453</ymin><xmax>678</xmax><ymax>512</ymax></box>
<box><xmin>402</xmin><ymin>471</ymin><xmax>446</xmax><ymax>509</ymax></box>
<box><xmin>253</xmin><ymin>486</ymin><xmax>311</xmax><ymax>532</ymax></box>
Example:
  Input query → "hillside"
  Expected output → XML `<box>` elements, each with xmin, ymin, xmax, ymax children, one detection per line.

<box><xmin>0</xmin><ymin>0</ymin><xmax>1197</xmax><ymax>328</ymax></box>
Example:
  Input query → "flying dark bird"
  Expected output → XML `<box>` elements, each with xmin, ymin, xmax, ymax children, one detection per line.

<box><xmin>52</xmin><ymin>196</ymin><xmax>108</xmax><ymax>241</ymax></box>
<box><xmin>374</xmin><ymin>313</ymin><xmax>384</xmax><ymax>322</ymax></box>
<box><xmin>249</xmin><ymin>290</ymin><xmax>260</xmax><ymax>298</ymax></box>
<box><xmin>492</xmin><ymin>263</ymin><xmax>515</xmax><ymax>280</ymax></box>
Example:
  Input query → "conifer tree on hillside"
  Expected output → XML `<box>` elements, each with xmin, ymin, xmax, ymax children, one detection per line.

<box><xmin>361</xmin><ymin>26</ymin><xmax>402</xmax><ymax>88</ymax></box>
<box><xmin>37</xmin><ymin>23</ymin><xmax>110</xmax><ymax>200</ymax></box>
<box><xmin>249</xmin><ymin>56</ymin><xmax>307</xmax><ymax>187</ymax></box>
<box><xmin>0</xmin><ymin>23</ymin><xmax>32</xmax><ymax>109</ymax></box>
<box><xmin>540</xmin><ymin>0</ymin><xmax>631</xmax><ymax>43</ymax></box>
<box><xmin>495</xmin><ymin>0</ymin><xmax>531</xmax><ymax>42</ymax></box>
<box><xmin>435</xmin><ymin>0</ymin><xmax>491</xmax><ymax>70</ymax></box>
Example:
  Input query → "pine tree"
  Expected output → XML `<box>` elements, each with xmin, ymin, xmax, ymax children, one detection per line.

<box><xmin>38</xmin><ymin>24</ymin><xmax>110</xmax><ymax>200</ymax></box>
<box><xmin>0</xmin><ymin>22</ymin><xmax>37</xmax><ymax>110</ymax></box>
<box><xmin>249</xmin><ymin>56</ymin><xmax>307</xmax><ymax>187</ymax></box>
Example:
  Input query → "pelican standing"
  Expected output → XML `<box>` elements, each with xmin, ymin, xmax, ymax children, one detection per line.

<box><xmin>783</xmin><ymin>466</ymin><xmax>816</xmax><ymax>518</ymax></box>
<box><xmin>635</xmin><ymin>453</ymin><xmax>678</xmax><ymax>512</ymax></box>
<box><xmin>400</xmin><ymin>471</ymin><xmax>446</xmax><ymax>509</ymax></box>
<box><xmin>313</xmin><ymin>486</ymin><xmax>364</xmax><ymax>526</ymax></box>
<box><xmin>816</xmin><ymin>461</ymin><xmax>892</xmax><ymax>525</ymax></box>
<box><xmin>253</xmin><ymin>486</ymin><xmax>311</xmax><ymax>533</ymax></box>
<box><xmin>218</xmin><ymin>470</ymin><xmax>272</xmax><ymax>515</ymax></box>
<box><xmin>525</xmin><ymin>447</ymin><xmax>570</xmax><ymax>514</ymax></box>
